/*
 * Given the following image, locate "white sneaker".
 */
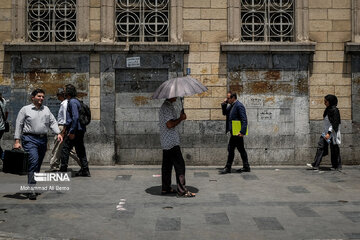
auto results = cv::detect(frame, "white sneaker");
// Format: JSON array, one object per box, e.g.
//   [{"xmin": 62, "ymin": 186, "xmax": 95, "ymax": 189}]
[{"xmin": 306, "ymin": 163, "xmax": 313, "ymax": 168}]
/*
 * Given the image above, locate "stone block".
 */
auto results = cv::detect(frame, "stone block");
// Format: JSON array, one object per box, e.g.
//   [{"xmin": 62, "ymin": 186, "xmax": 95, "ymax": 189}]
[
  {"xmin": 201, "ymin": 9, "xmax": 227, "ymax": 19},
  {"xmin": 90, "ymin": 54, "xmax": 100, "ymax": 62},
  {"xmin": 332, "ymin": 43, "xmax": 345, "ymax": 51},
  {"xmin": 91, "ymin": 108, "xmax": 100, "ymax": 120},
  {"xmin": 316, "ymin": 43, "xmax": 333, "ymax": 51},
  {"xmin": 310, "ymin": 96, "xmax": 324, "ymax": 108},
  {"xmin": 309, "ymin": 0, "xmax": 332, "ymax": 8},
  {"xmin": 189, "ymin": 63, "xmax": 212, "ymax": 75},
  {"xmin": 334, "ymin": 62, "xmax": 351, "ymax": 74},
  {"xmin": 183, "ymin": 20, "xmax": 210, "ymax": 31},
  {"xmin": 190, "ymin": 43, "xmax": 208, "ymax": 52},
  {"xmin": 184, "ymin": 0, "xmax": 211, "ymax": 8},
  {"xmin": 0, "ymin": 0, "xmax": 11, "ymax": 8},
  {"xmin": 332, "ymin": 0, "xmax": 351, "ymax": 8},
  {"xmin": 186, "ymin": 109, "xmax": 210, "ymax": 120},
  {"xmin": 90, "ymin": 61, "xmax": 100, "ymax": 74},
  {"xmin": 313, "ymin": 51, "xmax": 327, "ymax": 62},
  {"xmin": 326, "ymin": 74, "xmax": 351, "ymax": 85},
  {"xmin": 211, "ymin": 86, "xmax": 227, "ymax": 97},
  {"xmin": 200, "ymin": 52, "xmax": 221, "ymax": 63},
  {"xmin": 116, "ymin": 108, "xmax": 140, "ymax": 121},
  {"xmin": 90, "ymin": 8, "xmax": 100, "ymax": 20},
  {"xmin": 210, "ymin": 109, "xmax": 226, "ymax": 120},
  {"xmin": 0, "ymin": 20, "xmax": 11, "ymax": 32},
  {"xmin": 184, "ymin": 97, "xmax": 201, "ymax": 108},
  {"xmin": 210, "ymin": 20, "xmax": 227, "ymax": 31},
  {"xmin": 201, "ymin": 75, "xmax": 227, "ymax": 87},
  {"xmin": 123, "ymin": 121, "xmax": 159, "ymax": 134},
  {"xmin": 310, "ymin": 108, "xmax": 325, "ymax": 120},
  {"xmin": 310, "ymin": 74, "xmax": 327, "ymax": 85},
  {"xmin": 90, "ymin": 0, "xmax": 101, "ymax": 7},
  {"xmin": 199, "ymin": 148, "xmax": 227, "ymax": 165},
  {"xmin": 208, "ymin": 43, "xmax": 220, "ymax": 51},
  {"xmin": 309, "ymin": 20, "xmax": 332, "ymax": 32},
  {"xmin": 310, "ymin": 85, "xmax": 335, "ymax": 96},
  {"xmin": 335, "ymin": 85, "xmax": 351, "ymax": 96},
  {"xmin": 328, "ymin": 9, "xmax": 351, "ymax": 20},
  {"xmin": 183, "ymin": 9, "xmax": 201, "ymax": 19},
  {"xmin": 211, "ymin": 0, "xmax": 227, "ymax": 8},
  {"xmin": 201, "ymin": 31, "xmax": 227, "ymax": 43},
  {"xmin": 186, "ymin": 52, "xmax": 201, "ymax": 63},
  {"xmin": 183, "ymin": 31, "xmax": 201, "ymax": 42},
  {"xmin": 327, "ymin": 51, "xmax": 344, "ymax": 62},
  {"xmin": 182, "ymin": 148, "xmax": 200, "ymax": 164},
  {"xmin": 340, "ymin": 108, "xmax": 351, "ymax": 120},
  {"xmin": 312, "ymin": 62, "xmax": 334, "ymax": 74},
  {"xmin": 89, "ymin": 32, "xmax": 101, "ymax": 42},
  {"xmin": 90, "ymin": 77, "xmax": 100, "ymax": 86},
  {"xmin": 309, "ymin": 32, "xmax": 328, "ymax": 42},
  {"xmin": 0, "ymin": 32, "xmax": 11, "ymax": 41},
  {"xmin": 90, "ymin": 20, "xmax": 100, "ymax": 31},
  {"xmin": 90, "ymin": 85, "xmax": 100, "ymax": 97},
  {"xmin": 0, "ymin": 9, "xmax": 11, "ymax": 21},
  {"xmin": 309, "ymin": 9, "xmax": 328, "ymax": 20},
  {"xmin": 332, "ymin": 20, "xmax": 351, "ymax": 31},
  {"xmin": 183, "ymin": 121, "xmax": 201, "ymax": 134},
  {"xmin": 328, "ymin": 32, "xmax": 351, "ymax": 42},
  {"xmin": 90, "ymin": 97, "xmax": 100, "ymax": 108}
]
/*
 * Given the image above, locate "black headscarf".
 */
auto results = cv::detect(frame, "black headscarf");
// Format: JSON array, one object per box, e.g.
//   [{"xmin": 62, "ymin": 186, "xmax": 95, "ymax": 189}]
[{"xmin": 323, "ymin": 94, "xmax": 341, "ymax": 132}]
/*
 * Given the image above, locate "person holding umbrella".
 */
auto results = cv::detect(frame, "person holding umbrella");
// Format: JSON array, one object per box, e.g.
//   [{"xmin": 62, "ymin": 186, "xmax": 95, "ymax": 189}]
[{"xmin": 153, "ymin": 74, "xmax": 207, "ymax": 197}]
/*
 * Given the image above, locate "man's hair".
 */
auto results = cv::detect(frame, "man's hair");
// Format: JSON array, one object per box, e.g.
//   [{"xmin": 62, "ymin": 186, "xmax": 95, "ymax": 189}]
[
  {"xmin": 65, "ymin": 84, "xmax": 77, "ymax": 98},
  {"xmin": 31, "ymin": 89, "xmax": 45, "ymax": 97},
  {"xmin": 230, "ymin": 93, "xmax": 237, "ymax": 99},
  {"xmin": 56, "ymin": 88, "xmax": 65, "ymax": 97}
]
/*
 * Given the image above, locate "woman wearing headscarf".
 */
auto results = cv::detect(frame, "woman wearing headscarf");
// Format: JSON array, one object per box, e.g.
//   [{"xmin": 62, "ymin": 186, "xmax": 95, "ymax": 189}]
[{"xmin": 307, "ymin": 94, "xmax": 342, "ymax": 170}]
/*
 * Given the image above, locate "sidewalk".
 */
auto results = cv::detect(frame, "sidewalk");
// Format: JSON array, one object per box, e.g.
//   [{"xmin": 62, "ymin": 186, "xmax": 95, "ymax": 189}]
[{"xmin": 1, "ymin": 165, "xmax": 360, "ymax": 240}]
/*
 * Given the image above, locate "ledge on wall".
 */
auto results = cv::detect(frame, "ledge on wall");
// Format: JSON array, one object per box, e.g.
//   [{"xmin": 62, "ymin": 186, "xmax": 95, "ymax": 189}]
[
  {"xmin": 345, "ymin": 42, "xmax": 360, "ymax": 53},
  {"xmin": 221, "ymin": 42, "xmax": 316, "ymax": 53},
  {"xmin": 3, "ymin": 42, "xmax": 190, "ymax": 53}
]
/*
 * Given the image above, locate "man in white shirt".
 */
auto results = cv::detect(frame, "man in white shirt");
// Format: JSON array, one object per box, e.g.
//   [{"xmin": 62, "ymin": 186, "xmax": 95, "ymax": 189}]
[
  {"xmin": 49, "ymin": 88, "xmax": 80, "ymax": 170},
  {"xmin": 0, "ymin": 92, "xmax": 8, "ymax": 159}
]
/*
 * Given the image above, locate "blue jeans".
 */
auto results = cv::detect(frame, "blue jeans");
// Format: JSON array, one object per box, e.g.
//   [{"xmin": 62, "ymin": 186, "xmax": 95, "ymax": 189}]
[{"xmin": 21, "ymin": 135, "xmax": 47, "ymax": 184}]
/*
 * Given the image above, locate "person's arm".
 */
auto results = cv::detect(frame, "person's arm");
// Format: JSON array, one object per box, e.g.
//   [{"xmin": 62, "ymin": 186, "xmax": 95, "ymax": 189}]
[
  {"xmin": 14, "ymin": 107, "xmax": 25, "ymax": 149},
  {"xmin": 238, "ymin": 105, "xmax": 248, "ymax": 137},
  {"xmin": 166, "ymin": 112, "xmax": 186, "ymax": 129},
  {"xmin": 49, "ymin": 110, "xmax": 62, "ymax": 143},
  {"xmin": 221, "ymin": 100, "xmax": 228, "ymax": 116},
  {"xmin": 68, "ymin": 100, "xmax": 79, "ymax": 134}
]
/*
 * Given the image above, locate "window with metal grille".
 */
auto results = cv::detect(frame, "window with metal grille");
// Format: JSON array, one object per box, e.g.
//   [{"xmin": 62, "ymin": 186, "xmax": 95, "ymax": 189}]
[
  {"xmin": 27, "ymin": 0, "xmax": 77, "ymax": 42},
  {"xmin": 241, "ymin": 0, "xmax": 294, "ymax": 42},
  {"xmin": 115, "ymin": 0, "xmax": 169, "ymax": 42}
]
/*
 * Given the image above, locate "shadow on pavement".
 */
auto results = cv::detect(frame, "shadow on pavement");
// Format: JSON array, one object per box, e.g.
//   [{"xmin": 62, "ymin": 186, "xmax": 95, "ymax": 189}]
[
  {"xmin": 145, "ymin": 185, "xmax": 199, "ymax": 197},
  {"xmin": 3, "ymin": 192, "xmax": 28, "ymax": 200}
]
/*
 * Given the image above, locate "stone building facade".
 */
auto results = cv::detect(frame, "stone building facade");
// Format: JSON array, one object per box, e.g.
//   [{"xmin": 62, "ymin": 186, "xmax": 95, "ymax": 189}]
[{"xmin": 0, "ymin": 0, "xmax": 359, "ymax": 165}]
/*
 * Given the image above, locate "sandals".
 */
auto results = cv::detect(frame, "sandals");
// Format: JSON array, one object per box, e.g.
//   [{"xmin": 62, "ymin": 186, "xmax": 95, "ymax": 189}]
[
  {"xmin": 177, "ymin": 190, "xmax": 196, "ymax": 198},
  {"xmin": 161, "ymin": 188, "xmax": 176, "ymax": 195}
]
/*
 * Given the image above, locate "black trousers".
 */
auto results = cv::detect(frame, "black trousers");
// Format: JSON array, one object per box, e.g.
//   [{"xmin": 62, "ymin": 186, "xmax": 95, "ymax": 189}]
[
  {"xmin": 162, "ymin": 145, "xmax": 187, "ymax": 194},
  {"xmin": 226, "ymin": 135, "xmax": 250, "ymax": 169},
  {"xmin": 0, "ymin": 130, "xmax": 4, "ymax": 158},
  {"xmin": 60, "ymin": 131, "xmax": 89, "ymax": 169},
  {"xmin": 312, "ymin": 136, "xmax": 342, "ymax": 168}
]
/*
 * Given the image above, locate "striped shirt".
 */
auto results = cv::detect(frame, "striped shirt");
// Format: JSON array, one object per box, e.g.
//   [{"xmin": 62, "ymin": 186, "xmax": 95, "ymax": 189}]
[{"xmin": 159, "ymin": 100, "xmax": 180, "ymax": 150}]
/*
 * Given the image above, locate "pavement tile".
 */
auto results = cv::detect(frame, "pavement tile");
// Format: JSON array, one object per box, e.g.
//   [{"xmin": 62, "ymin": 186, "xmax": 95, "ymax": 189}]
[
  {"xmin": 155, "ymin": 217, "xmax": 181, "ymax": 231},
  {"xmin": 194, "ymin": 172, "xmax": 209, "ymax": 177},
  {"xmin": 339, "ymin": 211, "xmax": 360, "ymax": 223},
  {"xmin": 241, "ymin": 174, "xmax": 259, "ymax": 180},
  {"xmin": 205, "ymin": 212, "xmax": 230, "ymax": 225},
  {"xmin": 287, "ymin": 186, "xmax": 310, "ymax": 193},
  {"xmin": 253, "ymin": 217, "xmax": 285, "ymax": 230},
  {"xmin": 288, "ymin": 205, "xmax": 320, "ymax": 217},
  {"xmin": 115, "ymin": 175, "xmax": 132, "ymax": 181}
]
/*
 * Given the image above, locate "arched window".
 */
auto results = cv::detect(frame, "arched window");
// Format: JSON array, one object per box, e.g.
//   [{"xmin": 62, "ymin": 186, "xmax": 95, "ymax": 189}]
[
  {"xmin": 115, "ymin": 0, "xmax": 169, "ymax": 42},
  {"xmin": 27, "ymin": 0, "xmax": 77, "ymax": 42}
]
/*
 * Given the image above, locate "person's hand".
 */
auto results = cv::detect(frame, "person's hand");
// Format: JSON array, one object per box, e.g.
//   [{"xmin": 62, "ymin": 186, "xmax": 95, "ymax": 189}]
[
  {"xmin": 68, "ymin": 133, "xmax": 75, "ymax": 140},
  {"xmin": 223, "ymin": 98, "xmax": 228, "ymax": 103},
  {"xmin": 57, "ymin": 134, "xmax": 63, "ymax": 143},
  {"xmin": 180, "ymin": 112, "xmax": 187, "ymax": 121},
  {"xmin": 325, "ymin": 133, "xmax": 330, "ymax": 140},
  {"xmin": 14, "ymin": 140, "xmax": 22, "ymax": 149},
  {"xmin": 238, "ymin": 133, "xmax": 244, "ymax": 137}
]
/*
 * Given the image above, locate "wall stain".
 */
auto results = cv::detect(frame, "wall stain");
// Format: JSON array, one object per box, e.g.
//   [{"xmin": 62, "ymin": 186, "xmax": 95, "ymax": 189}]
[
  {"xmin": 132, "ymin": 96, "xmax": 150, "ymax": 106},
  {"xmin": 264, "ymin": 70, "xmax": 281, "ymax": 81},
  {"xmin": 264, "ymin": 96, "xmax": 275, "ymax": 104},
  {"xmin": 248, "ymin": 82, "xmax": 292, "ymax": 94}
]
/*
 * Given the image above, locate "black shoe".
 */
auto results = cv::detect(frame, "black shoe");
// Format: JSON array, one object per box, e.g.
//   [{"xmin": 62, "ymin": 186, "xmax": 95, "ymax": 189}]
[
  {"xmin": 28, "ymin": 192, "xmax": 37, "ymax": 200},
  {"xmin": 236, "ymin": 167, "xmax": 251, "ymax": 173},
  {"xmin": 75, "ymin": 168, "xmax": 91, "ymax": 177},
  {"xmin": 59, "ymin": 166, "xmax": 68, "ymax": 172},
  {"xmin": 219, "ymin": 168, "xmax": 231, "ymax": 174}
]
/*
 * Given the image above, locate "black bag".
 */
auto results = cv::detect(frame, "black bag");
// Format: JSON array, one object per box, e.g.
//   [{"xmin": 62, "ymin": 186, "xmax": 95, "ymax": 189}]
[
  {"xmin": 2, "ymin": 149, "xmax": 29, "ymax": 175},
  {"xmin": 77, "ymin": 99, "xmax": 91, "ymax": 126},
  {"xmin": 0, "ymin": 104, "xmax": 9, "ymax": 132}
]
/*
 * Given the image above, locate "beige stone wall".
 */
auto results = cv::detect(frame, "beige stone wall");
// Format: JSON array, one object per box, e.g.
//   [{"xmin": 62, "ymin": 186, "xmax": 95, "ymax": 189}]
[
  {"xmin": 309, "ymin": 0, "xmax": 352, "ymax": 120},
  {"xmin": 183, "ymin": 0, "xmax": 227, "ymax": 121},
  {"xmin": 0, "ymin": 0, "xmax": 11, "ymax": 86}
]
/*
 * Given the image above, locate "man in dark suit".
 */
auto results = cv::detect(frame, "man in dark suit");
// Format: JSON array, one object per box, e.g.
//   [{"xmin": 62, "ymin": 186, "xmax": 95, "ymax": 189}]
[{"xmin": 220, "ymin": 92, "xmax": 250, "ymax": 174}]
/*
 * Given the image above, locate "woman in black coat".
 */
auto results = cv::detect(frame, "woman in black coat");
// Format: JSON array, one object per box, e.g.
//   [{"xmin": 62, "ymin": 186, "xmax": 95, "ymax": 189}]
[{"xmin": 307, "ymin": 94, "xmax": 342, "ymax": 170}]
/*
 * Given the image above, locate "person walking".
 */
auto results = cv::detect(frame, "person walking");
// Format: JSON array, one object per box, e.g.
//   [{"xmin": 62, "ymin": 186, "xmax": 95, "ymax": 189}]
[
  {"xmin": 307, "ymin": 94, "xmax": 342, "ymax": 170},
  {"xmin": 0, "ymin": 92, "xmax": 8, "ymax": 159},
  {"xmin": 49, "ymin": 88, "xmax": 81, "ymax": 171},
  {"xmin": 159, "ymin": 97, "xmax": 195, "ymax": 197},
  {"xmin": 220, "ymin": 92, "xmax": 250, "ymax": 174},
  {"xmin": 59, "ymin": 84, "xmax": 90, "ymax": 177},
  {"xmin": 14, "ymin": 89, "xmax": 63, "ymax": 200}
]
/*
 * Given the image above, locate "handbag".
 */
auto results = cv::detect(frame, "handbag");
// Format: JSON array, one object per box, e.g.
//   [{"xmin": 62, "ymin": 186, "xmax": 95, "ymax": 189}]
[{"xmin": 0, "ymin": 104, "xmax": 9, "ymax": 132}]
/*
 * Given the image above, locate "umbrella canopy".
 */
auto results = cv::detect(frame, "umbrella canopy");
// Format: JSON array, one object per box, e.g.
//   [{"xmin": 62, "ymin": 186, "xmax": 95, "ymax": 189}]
[{"xmin": 151, "ymin": 75, "xmax": 208, "ymax": 99}]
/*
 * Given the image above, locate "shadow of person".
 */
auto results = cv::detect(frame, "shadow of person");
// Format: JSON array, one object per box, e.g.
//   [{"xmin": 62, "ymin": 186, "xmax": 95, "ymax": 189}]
[
  {"xmin": 145, "ymin": 185, "xmax": 199, "ymax": 197},
  {"xmin": 3, "ymin": 192, "xmax": 28, "ymax": 200}
]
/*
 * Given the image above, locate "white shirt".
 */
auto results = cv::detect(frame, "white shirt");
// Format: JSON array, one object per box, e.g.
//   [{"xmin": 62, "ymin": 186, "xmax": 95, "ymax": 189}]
[
  {"xmin": 0, "ymin": 98, "xmax": 7, "ymax": 131},
  {"xmin": 323, "ymin": 115, "xmax": 341, "ymax": 145},
  {"xmin": 57, "ymin": 99, "xmax": 68, "ymax": 125}
]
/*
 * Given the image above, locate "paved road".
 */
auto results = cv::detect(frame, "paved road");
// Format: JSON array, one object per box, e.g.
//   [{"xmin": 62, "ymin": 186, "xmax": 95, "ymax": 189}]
[{"xmin": 0, "ymin": 165, "xmax": 360, "ymax": 240}]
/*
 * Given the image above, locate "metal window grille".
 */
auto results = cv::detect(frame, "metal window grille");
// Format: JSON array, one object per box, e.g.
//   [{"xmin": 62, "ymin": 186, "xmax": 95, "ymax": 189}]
[
  {"xmin": 27, "ymin": 0, "xmax": 77, "ymax": 42},
  {"xmin": 241, "ymin": 0, "xmax": 294, "ymax": 42},
  {"xmin": 115, "ymin": 0, "xmax": 169, "ymax": 42}
]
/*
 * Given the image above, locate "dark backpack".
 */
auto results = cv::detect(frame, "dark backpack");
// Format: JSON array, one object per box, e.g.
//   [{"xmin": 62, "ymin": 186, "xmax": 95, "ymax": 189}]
[
  {"xmin": 68, "ymin": 98, "xmax": 91, "ymax": 126},
  {"xmin": 77, "ymin": 99, "xmax": 91, "ymax": 126}
]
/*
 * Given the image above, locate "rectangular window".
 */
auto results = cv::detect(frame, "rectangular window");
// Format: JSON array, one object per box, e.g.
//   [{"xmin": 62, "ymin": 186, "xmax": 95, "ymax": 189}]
[
  {"xmin": 115, "ymin": 0, "xmax": 169, "ymax": 42},
  {"xmin": 241, "ymin": 0, "xmax": 294, "ymax": 42},
  {"xmin": 27, "ymin": 0, "xmax": 77, "ymax": 42}
]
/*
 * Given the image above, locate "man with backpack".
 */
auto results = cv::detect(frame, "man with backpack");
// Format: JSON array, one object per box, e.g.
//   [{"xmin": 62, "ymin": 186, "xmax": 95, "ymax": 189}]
[{"xmin": 59, "ymin": 84, "xmax": 91, "ymax": 177}]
